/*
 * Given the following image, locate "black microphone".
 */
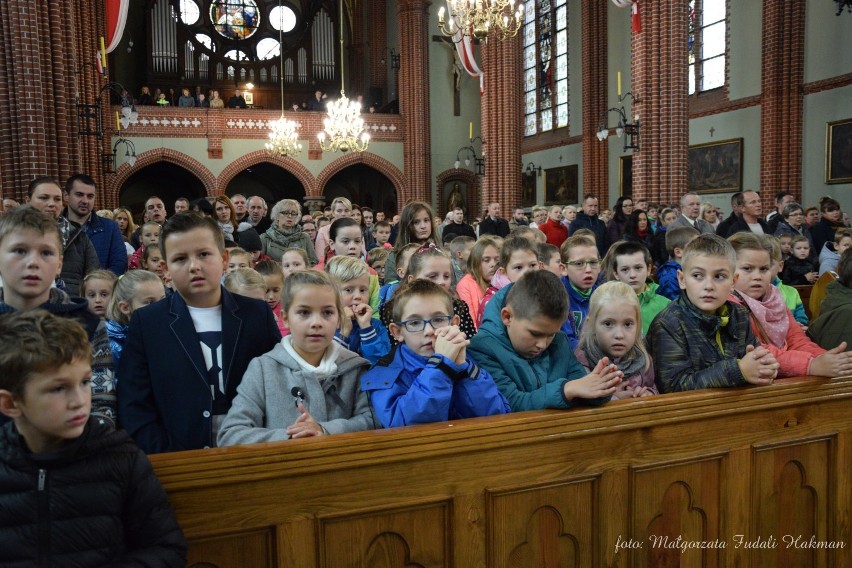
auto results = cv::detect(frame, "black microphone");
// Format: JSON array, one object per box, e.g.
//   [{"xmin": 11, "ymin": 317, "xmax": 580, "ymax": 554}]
[{"xmin": 291, "ymin": 386, "xmax": 305, "ymax": 407}]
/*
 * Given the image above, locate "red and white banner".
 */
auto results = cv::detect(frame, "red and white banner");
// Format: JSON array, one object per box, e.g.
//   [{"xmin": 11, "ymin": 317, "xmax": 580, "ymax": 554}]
[
  {"xmin": 448, "ymin": 1, "xmax": 484, "ymax": 94},
  {"xmin": 105, "ymin": 0, "xmax": 130, "ymax": 53}
]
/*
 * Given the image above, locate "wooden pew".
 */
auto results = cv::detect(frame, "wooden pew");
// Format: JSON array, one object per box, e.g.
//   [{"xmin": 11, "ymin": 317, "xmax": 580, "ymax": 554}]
[
  {"xmin": 795, "ymin": 284, "xmax": 813, "ymax": 319},
  {"xmin": 151, "ymin": 376, "xmax": 852, "ymax": 567}
]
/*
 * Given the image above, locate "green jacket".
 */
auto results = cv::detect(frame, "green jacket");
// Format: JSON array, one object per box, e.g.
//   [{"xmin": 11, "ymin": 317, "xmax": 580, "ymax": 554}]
[
  {"xmin": 467, "ymin": 284, "xmax": 609, "ymax": 412},
  {"xmin": 260, "ymin": 225, "xmax": 318, "ymax": 265},
  {"xmin": 808, "ymin": 280, "xmax": 852, "ymax": 349},
  {"xmin": 638, "ymin": 282, "xmax": 670, "ymax": 337}
]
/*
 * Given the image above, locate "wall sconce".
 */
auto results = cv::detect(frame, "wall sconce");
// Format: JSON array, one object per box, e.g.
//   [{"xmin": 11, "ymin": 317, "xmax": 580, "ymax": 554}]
[
  {"xmin": 103, "ymin": 137, "xmax": 137, "ymax": 174},
  {"xmin": 389, "ymin": 48, "xmax": 400, "ymax": 70},
  {"xmin": 596, "ymin": 91, "xmax": 640, "ymax": 152},
  {"xmin": 76, "ymin": 81, "xmax": 138, "ymax": 139},
  {"xmin": 524, "ymin": 162, "xmax": 542, "ymax": 177},
  {"xmin": 454, "ymin": 135, "xmax": 485, "ymax": 176}
]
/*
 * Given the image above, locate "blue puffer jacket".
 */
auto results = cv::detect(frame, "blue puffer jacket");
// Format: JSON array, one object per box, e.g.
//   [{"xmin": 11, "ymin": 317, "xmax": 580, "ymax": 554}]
[
  {"xmin": 361, "ymin": 344, "xmax": 510, "ymax": 428},
  {"xmin": 334, "ymin": 318, "xmax": 391, "ymax": 364},
  {"xmin": 468, "ymin": 284, "xmax": 609, "ymax": 412},
  {"xmin": 84, "ymin": 213, "xmax": 128, "ymax": 275},
  {"xmin": 560, "ymin": 277, "xmax": 596, "ymax": 349},
  {"xmin": 656, "ymin": 260, "xmax": 682, "ymax": 301}
]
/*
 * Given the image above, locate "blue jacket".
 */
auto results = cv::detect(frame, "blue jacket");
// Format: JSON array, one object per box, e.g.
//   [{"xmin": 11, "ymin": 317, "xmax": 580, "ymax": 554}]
[
  {"xmin": 568, "ymin": 211, "xmax": 609, "ymax": 257},
  {"xmin": 656, "ymin": 260, "xmax": 682, "ymax": 301},
  {"xmin": 334, "ymin": 318, "xmax": 391, "ymax": 364},
  {"xmin": 117, "ymin": 287, "xmax": 281, "ymax": 453},
  {"xmin": 560, "ymin": 276, "xmax": 596, "ymax": 349},
  {"xmin": 468, "ymin": 284, "xmax": 609, "ymax": 411},
  {"xmin": 361, "ymin": 344, "xmax": 510, "ymax": 428},
  {"xmin": 65, "ymin": 210, "xmax": 128, "ymax": 275}
]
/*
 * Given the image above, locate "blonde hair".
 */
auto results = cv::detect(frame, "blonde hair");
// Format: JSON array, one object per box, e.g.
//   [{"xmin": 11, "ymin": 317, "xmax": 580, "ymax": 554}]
[
  {"xmin": 578, "ymin": 281, "xmax": 650, "ymax": 372},
  {"xmin": 560, "ymin": 235, "xmax": 596, "ymax": 263},
  {"xmin": 326, "ymin": 255, "xmax": 370, "ymax": 282},
  {"xmin": 467, "ymin": 236, "xmax": 501, "ymax": 289},
  {"xmin": 82, "ymin": 269, "xmax": 118, "ymax": 295},
  {"xmin": 281, "ymin": 270, "xmax": 344, "ymax": 323},
  {"xmin": 224, "ymin": 267, "xmax": 266, "ymax": 295},
  {"xmin": 112, "ymin": 207, "xmax": 137, "ymax": 241},
  {"xmin": 106, "ymin": 270, "xmax": 163, "ymax": 324}
]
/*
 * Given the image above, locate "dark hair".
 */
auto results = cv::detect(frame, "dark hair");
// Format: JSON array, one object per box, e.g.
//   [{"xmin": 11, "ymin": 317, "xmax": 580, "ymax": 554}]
[
  {"xmin": 820, "ymin": 196, "xmax": 841, "ymax": 214},
  {"xmin": 160, "ymin": 212, "xmax": 225, "ymax": 258},
  {"xmin": 141, "ymin": 244, "xmax": 162, "ymax": 266},
  {"xmin": 254, "ymin": 259, "xmax": 283, "ymax": 277},
  {"xmin": 612, "ymin": 196, "xmax": 632, "ymax": 224},
  {"xmin": 505, "ymin": 270, "xmax": 568, "ymax": 322},
  {"xmin": 838, "ymin": 248, "xmax": 852, "ymax": 288},
  {"xmin": 0, "ymin": 311, "xmax": 91, "ymax": 396},
  {"xmin": 537, "ymin": 242, "xmax": 561, "ymax": 264},
  {"xmin": 394, "ymin": 200, "xmax": 434, "ymax": 248},
  {"xmin": 665, "ymin": 226, "xmax": 700, "ymax": 257},
  {"xmin": 374, "ymin": 220, "xmax": 391, "ymax": 230},
  {"xmin": 624, "ymin": 210, "xmax": 649, "ymax": 239},
  {"xmin": 189, "ymin": 197, "xmax": 215, "ymax": 217},
  {"xmin": 64, "ymin": 173, "xmax": 97, "ymax": 193},
  {"xmin": 607, "ymin": 240, "xmax": 651, "ymax": 272},
  {"xmin": 390, "ymin": 278, "xmax": 454, "ymax": 323},
  {"xmin": 729, "ymin": 192, "xmax": 744, "ymax": 208},
  {"xmin": 329, "ymin": 217, "xmax": 360, "ymax": 242},
  {"xmin": 499, "ymin": 235, "xmax": 538, "ymax": 268},
  {"xmin": 775, "ymin": 191, "xmax": 793, "ymax": 204},
  {"xmin": 27, "ymin": 176, "xmax": 61, "ymax": 198}
]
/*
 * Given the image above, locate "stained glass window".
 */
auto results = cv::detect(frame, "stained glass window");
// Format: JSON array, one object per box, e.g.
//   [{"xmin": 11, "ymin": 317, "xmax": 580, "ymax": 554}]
[
  {"xmin": 688, "ymin": 0, "xmax": 726, "ymax": 95},
  {"xmin": 523, "ymin": 0, "xmax": 569, "ymax": 136},
  {"xmin": 210, "ymin": 0, "xmax": 261, "ymax": 40}
]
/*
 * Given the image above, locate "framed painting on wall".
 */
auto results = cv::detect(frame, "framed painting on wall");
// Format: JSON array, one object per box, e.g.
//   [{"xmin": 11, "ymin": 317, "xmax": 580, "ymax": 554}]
[
  {"xmin": 826, "ymin": 118, "xmax": 852, "ymax": 184},
  {"xmin": 244, "ymin": 92, "xmax": 254, "ymax": 106},
  {"xmin": 544, "ymin": 165, "xmax": 578, "ymax": 205},
  {"xmin": 521, "ymin": 172, "xmax": 537, "ymax": 207},
  {"xmin": 687, "ymin": 138, "xmax": 743, "ymax": 194},
  {"xmin": 620, "ymin": 155, "xmax": 632, "ymax": 197}
]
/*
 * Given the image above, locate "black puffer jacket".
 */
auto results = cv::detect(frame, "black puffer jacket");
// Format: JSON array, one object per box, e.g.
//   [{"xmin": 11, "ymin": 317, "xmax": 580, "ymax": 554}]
[{"xmin": 0, "ymin": 418, "xmax": 186, "ymax": 567}]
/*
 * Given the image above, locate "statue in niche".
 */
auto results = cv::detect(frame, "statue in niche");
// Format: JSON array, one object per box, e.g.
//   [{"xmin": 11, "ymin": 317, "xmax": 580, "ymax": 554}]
[{"xmin": 446, "ymin": 182, "xmax": 465, "ymax": 215}]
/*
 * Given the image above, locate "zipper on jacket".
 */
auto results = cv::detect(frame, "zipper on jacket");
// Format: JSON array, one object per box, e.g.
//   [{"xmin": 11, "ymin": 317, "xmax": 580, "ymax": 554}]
[{"xmin": 37, "ymin": 469, "xmax": 50, "ymax": 567}]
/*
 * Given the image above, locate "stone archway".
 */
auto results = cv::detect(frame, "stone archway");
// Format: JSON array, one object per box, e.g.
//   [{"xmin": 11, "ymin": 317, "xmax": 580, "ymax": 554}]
[
  {"xmin": 316, "ymin": 153, "xmax": 405, "ymax": 202},
  {"xmin": 217, "ymin": 151, "xmax": 316, "ymax": 196},
  {"xmin": 109, "ymin": 148, "xmax": 216, "ymax": 210}
]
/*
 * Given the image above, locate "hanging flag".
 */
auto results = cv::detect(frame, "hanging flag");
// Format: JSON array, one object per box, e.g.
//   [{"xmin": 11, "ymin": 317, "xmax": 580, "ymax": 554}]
[
  {"xmin": 632, "ymin": 1, "xmax": 641, "ymax": 34},
  {"xmin": 105, "ymin": 0, "xmax": 130, "ymax": 53},
  {"xmin": 448, "ymin": 0, "xmax": 485, "ymax": 94},
  {"xmin": 95, "ymin": 50, "xmax": 104, "ymax": 74}
]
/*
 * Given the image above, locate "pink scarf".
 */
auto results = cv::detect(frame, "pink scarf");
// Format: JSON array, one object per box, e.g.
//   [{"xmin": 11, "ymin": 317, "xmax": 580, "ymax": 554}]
[{"xmin": 736, "ymin": 287, "xmax": 789, "ymax": 348}]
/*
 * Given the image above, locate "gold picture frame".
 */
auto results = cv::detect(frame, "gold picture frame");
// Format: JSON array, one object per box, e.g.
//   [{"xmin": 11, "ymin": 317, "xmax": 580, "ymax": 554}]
[{"xmin": 687, "ymin": 138, "xmax": 743, "ymax": 194}]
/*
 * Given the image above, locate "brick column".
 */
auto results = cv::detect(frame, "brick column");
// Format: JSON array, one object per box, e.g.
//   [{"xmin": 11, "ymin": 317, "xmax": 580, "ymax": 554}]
[
  {"xmin": 631, "ymin": 1, "xmax": 688, "ymax": 206},
  {"xmin": 397, "ymin": 0, "xmax": 431, "ymax": 204},
  {"xmin": 480, "ymin": 34, "xmax": 523, "ymax": 213},
  {"xmin": 581, "ymin": 1, "xmax": 609, "ymax": 206},
  {"xmin": 0, "ymin": 0, "xmax": 101, "ymax": 200},
  {"xmin": 368, "ymin": 0, "xmax": 388, "ymax": 103},
  {"xmin": 760, "ymin": 2, "xmax": 806, "ymax": 208}
]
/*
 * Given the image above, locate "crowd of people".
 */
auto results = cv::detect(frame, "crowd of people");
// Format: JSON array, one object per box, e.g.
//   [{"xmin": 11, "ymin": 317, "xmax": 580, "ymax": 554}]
[{"xmin": 1, "ymin": 180, "xmax": 852, "ymax": 564}]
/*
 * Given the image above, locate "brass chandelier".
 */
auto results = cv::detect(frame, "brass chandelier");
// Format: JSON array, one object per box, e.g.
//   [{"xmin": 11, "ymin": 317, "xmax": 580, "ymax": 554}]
[
  {"xmin": 318, "ymin": 0, "xmax": 369, "ymax": 153},
  {"xmin": 266, "ymin": 0, "xmax": 302, "ymax": 157},
  {"xmin": 437, "ymin": 0, "xmax": 524, "ymax": 42}
]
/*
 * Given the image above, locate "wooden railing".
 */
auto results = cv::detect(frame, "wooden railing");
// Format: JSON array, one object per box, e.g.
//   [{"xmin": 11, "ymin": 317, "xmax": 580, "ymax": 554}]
[{"xmin": 151, "ymin": 375, "xmax": 852, "ymax": 567}]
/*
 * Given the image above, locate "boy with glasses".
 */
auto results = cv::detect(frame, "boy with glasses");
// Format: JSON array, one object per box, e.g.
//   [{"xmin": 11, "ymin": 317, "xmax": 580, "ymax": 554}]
[
  {"xmin": 361, "ymin": 279, "xmax": 509, "ymax": 427},
  {"xmin": 559, "ymin": 235, "xmax": 603, "ymax": 348}
]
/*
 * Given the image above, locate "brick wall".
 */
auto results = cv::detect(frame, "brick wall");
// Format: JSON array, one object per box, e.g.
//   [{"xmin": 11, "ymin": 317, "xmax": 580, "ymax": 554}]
[
  {"xmin": 760, "ymin": 1, "xmax": 806, "ymax": 209},
  {"xmin": 631, "ymin": 0, "xmax": 689, "ymax": 205},
  {"xmin": 581, "ymin": 0, "xmax": 609, "ymax": 207}
]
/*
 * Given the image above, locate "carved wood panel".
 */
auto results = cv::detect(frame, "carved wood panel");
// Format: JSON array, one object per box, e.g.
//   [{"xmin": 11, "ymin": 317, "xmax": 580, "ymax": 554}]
[
  {"xmin": 632, "ymin": 456, "xmax": 723, "ymax": 568},
  {"xmin": 752, "ymin": 436, "xmax": 833, "ymax": 568},
  {"xmin": 186, "ymin": 528, "xmax": 274, "ymax": 568},
  {"xmin": 487, "ymin": 477, "xmax": 596, "ymax": 568},
  {"xmin": 318, "ymin": 501, "xmax": 450, "ymax": 568}
]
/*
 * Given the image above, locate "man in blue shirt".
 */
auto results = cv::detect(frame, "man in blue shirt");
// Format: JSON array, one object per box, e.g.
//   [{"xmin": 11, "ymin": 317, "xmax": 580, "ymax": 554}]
[{"xmin": 63, "ymin": 174, "xmax": 127, "ymax": 275}]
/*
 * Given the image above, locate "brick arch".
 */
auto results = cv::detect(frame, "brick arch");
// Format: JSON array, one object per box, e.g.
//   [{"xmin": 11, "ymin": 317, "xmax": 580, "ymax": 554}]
[
  {"xmin": 435, "ymin": 168, "xmax": 480, "ymax": 218},
  {"xmin": 315, "ymin": 152, "xmax": 405, "ymax": 199},
  {"xmin": 110, "ymin": 148, "xmax": 216, "ymax": 198},
  {"xmin": 216, "ymin": 151, "xmax": 316, "ymax": 196}
]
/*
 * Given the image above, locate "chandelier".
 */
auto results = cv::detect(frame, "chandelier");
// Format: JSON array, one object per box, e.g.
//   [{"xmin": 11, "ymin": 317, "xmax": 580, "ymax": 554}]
[
  {"xmin": 437, "ymin": 0, "xmax": 525, "ymax": 42},
  {"xmin": 266, "ymin": 0, "xmax": 302, "ymax": 157},
  {"xmin": 318, "ymin": 0, "xmax": 369, "ymax": 152}
]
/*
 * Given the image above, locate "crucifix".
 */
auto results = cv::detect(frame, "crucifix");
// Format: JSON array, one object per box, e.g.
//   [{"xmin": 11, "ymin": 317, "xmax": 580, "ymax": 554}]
[
  {"xmin": 709, "ymin": 127, "xmax": 715, "ymax": 137},
  {"xmin": 432, "ymin": 35, "xmax": 470, "ymax": 116}
]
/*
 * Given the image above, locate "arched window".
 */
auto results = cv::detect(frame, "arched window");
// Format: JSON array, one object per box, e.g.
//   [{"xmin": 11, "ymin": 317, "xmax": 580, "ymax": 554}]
[
  {"xmin": 688, "ymin": 0, "xmax": 726, "ymax": 95},
  {"xmin": 523, "ymin": 0, "xmax": 569, "ymax": 137}
]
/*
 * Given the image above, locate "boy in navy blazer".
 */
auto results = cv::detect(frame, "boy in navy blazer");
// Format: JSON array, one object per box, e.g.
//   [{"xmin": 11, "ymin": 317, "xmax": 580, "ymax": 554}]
[{"xmin": 118, "ymin": 213, "xmax": 280, "ymax": 453}]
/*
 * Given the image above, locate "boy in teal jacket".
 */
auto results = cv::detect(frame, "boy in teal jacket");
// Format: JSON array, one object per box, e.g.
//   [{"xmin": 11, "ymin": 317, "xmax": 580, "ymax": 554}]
[{"xmin": 468, "ymin": 271, "xmax": 621, "ymax": 412}]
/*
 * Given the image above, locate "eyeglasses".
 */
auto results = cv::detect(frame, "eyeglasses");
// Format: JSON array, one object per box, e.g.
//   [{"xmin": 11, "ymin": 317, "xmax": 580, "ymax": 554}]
[
  {"xmin": 565, "ymin": 259, "xmax": 601, "ymax": 269},
  {"xmin": 396, "ymin": 315, "xmax": 453, "ymax": 333},
  {"xmin": 279, "ymin": 211, "xmax": 300, "ymax": 217}
]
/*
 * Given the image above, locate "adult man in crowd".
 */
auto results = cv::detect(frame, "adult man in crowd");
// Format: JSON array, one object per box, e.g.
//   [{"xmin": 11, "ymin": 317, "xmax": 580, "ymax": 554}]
[
  {"xmin": 308, "ymin": 90, "xmax": 325, "ymax": 110},
  {"xmin": 539, "ymin": 205, "xmax": 569, "ymax": 247},
  {"xmin": 668, "ymin": 192, "xmax": 715, "ymax": 234},
  {"xmin": 441, "ymin": 206, "xmax": 477, "ymax": 244},
  {"xmin": 231, "ymin": 194, "xmax": 248, "ymax": 222},
  {"xmin": 25, "ymin": 177, "xmax": 100, "ymax": 296},
  {"xmin": 728, "ymin": 190, "xmax": 769, "ymax": 235},
  {"xmin": 63, "ymin": 174, "xmax": 127, "ymax": 276},
  {"xmin": 766, "ymin": 191, "xmax": 794, "ymax": 234},
  {"xmin": 247, "ymin": 196, "xmax": 271, "ymax": 234},
  {"xmin": 2, "ymin": 198, "xmax": 19, "ymax": 211},
  {"xmin": 569, "ymin": 194, "xmax": 609, "ymax": 257},
  {"xmin": 715, "ymin": 192, "xmax": 744, "ymax": 238},
  {"xmin": 131, "ymin": 196, "xmax": 167, "ymax": 248},
  {"xmin": 529, "ymin": 206, "xmax": 547, "ymax": 229},
  {"xmin": 509, "ymin": 206, "xmax": 529, "ymax": 232},
  {"xmin": 479, "ymin": 202, "xmax": 510, "ymax": 237},
  {"xmin": 174, "ymin": 197, "xmax": 190, "ymax": 214},
  {"xmin": 227, "ymin": 90, "xmax": 247, "ymax": 109}
]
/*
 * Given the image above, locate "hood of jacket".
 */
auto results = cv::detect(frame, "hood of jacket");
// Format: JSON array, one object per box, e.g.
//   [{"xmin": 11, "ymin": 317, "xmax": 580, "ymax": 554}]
[
  {"xmin": 819, "ymin": 242, "xmax": 840, "ymax": 264},
  {"xmin": 819, "ymin": 280, "xmax": 852, "ymax": 314}
]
